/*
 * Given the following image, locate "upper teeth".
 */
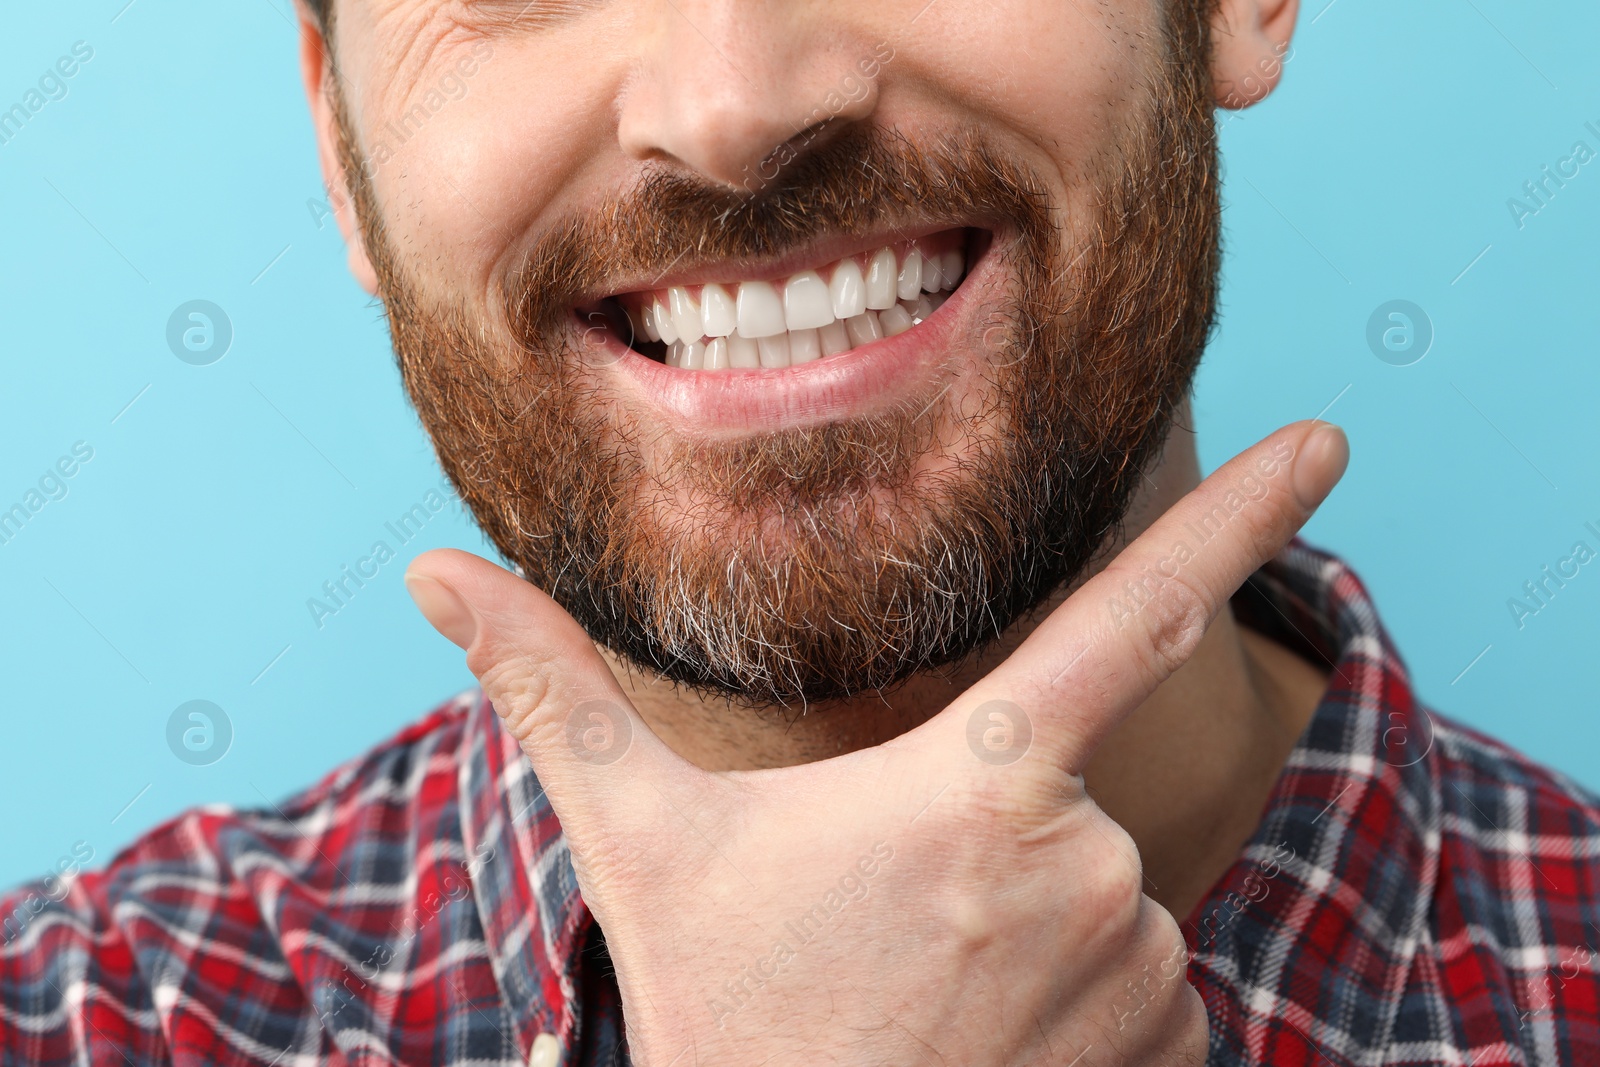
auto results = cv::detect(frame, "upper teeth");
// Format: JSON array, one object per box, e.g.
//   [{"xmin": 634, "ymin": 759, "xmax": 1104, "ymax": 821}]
[{"xmin": 627, "ymin": 243, "xmax": 966, "ymax": 371}]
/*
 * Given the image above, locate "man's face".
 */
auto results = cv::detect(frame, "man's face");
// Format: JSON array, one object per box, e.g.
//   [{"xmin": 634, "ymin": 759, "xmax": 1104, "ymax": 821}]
[{"xmin": 315, "ymin": 0, "xmax": 1220, "ymax": 705}]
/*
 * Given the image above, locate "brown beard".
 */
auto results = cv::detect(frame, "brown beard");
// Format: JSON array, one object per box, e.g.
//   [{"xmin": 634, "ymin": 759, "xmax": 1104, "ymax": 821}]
[{"xmin": 332, "ymin": 26, "xmax": 1219, "ymax": 708}]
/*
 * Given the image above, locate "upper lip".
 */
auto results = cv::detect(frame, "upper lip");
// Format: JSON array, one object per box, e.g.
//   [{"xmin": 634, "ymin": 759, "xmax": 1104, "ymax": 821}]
[{"xmin": 579, "ymin": 222, "xmax": 988, "ymax": 305}]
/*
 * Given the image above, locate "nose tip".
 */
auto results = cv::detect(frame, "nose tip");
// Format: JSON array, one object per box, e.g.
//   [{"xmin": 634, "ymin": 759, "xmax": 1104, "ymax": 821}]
[
  {"xmin": 616, "ymin": 9, "xmax": 883, "ymax": 191},
  {"xmin": 628, "ymin": 92, "xmax": 821, "ymax": 190}
]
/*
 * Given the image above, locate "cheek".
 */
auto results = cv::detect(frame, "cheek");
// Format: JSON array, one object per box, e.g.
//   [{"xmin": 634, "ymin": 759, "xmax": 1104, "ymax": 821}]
[
  {"xmin": 893, "ymin": 0, "xmax": 1162, "ymax": 156},
  {"xmin": 879, "ymin": 0, "xmax": 1165, "ymax": 244},
  {"xmin": 366, "ymin": 34, "xmax": 630, "ymax": 303}
]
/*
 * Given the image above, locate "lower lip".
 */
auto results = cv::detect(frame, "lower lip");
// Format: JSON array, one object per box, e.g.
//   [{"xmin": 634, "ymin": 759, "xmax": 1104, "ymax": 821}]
[{"xmin": 599, "ymin": 241, "xmax": 996, "ymax": 435}]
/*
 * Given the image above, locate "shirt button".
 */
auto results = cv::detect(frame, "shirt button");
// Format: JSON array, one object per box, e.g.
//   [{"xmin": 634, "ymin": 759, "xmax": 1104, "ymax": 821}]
[{"xmin": 528, "ymin": 1033, "xmax": 561, "ymax": 1067}]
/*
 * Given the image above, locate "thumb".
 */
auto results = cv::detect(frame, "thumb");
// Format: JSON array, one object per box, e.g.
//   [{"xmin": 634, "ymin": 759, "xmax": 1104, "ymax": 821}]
[{"xmin": 403, "ymin": 548, "xmax": 683, "ymax": 828}]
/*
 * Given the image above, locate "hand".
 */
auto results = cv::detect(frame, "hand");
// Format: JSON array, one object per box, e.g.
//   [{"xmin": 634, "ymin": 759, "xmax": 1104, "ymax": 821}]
[{"xmin": 404, "ymin": 420, "xmax": 1348, "ymax": 1066}]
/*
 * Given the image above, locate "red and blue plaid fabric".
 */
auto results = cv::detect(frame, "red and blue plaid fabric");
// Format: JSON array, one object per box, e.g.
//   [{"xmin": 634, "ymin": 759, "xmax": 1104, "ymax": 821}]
[{"xmin": 4, "ymin": 540, "xmax": 1599, "ymax": 1065}]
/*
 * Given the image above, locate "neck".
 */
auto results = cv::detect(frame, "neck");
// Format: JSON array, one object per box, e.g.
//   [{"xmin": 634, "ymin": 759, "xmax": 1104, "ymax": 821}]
[{"xmin": 604, "ymin": 418, "xmax": 1328, "ymax": 921}]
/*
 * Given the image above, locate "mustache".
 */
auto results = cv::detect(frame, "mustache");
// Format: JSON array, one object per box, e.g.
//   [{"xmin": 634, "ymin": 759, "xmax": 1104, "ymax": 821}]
[{"xmin": 503, "ymin": 127, "xmax": 1054, "ymax": 344}]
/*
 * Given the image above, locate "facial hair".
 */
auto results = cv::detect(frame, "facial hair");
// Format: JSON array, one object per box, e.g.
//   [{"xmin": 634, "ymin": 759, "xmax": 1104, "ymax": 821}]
[{"xmin": 331, "ymin": 30, "xmax": 1219, "ymax": 708}]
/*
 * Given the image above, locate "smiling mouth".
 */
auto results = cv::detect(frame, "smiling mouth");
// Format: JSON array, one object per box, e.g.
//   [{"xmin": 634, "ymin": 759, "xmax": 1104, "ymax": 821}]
[{"xmin": 581, "ymin": 228, "xmax": 978, "ymax": 371}]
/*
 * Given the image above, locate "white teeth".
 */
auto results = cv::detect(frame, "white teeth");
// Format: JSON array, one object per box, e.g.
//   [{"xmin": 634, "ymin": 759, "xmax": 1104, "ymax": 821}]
[
  {"xmin": 701, "ymin": 283, "xmax": 737, "ymax": 338},
  {"xmin": 784, "ymin": 270, "xmax": 834, "ymax": 331},
  {"xmin": 846, "ymin": 311, "xmax": 883, "ymax": 346},
  {"xmin": 670, "ymin": 287, "xmax": 704, "ymax": 344},
  {"xmin": 758, "ymin": 332, "xmax": 791, "ymax": 369},
  {"xmin": 865, "ymin": 248, "xmax": 897, "ymax": 310},
  {"xmin": 941, "ymin": 250, "xmax": 963, "ymax": 292},
  {"xmin": 643, "ymin": 240, "xmax": 969, "ymax": 370},
  {"xmin": 896, "ymin": 250, "xmax": 923, "ymax": 302},
  {"xmin": 789, "ymin": 327, "xmax": 822, "ymax": 364},
  {"xmin": 728, "ymin": 332, "xmax": 761, "ymax": 368},
  {"xmin": 880, "ymin": 303, "xmax": 914, "ymax": 337},
  {"xmin": 736, "ymin": 280, "xmax": 787, "ymax": 338},
  {"xmin": 703, "ymin": 336, "xmax": 730, "ymax": 370},
  {"xmin": 819, "ymin": 319, "xmax": 851, "ymax": 357},
  {"xmin": 829, "ymin": 259, "xmax": 867, "ymax": 319},
  {"xmin": 654, "ymin": 298, "xmax": 679, "ymax": 345}
]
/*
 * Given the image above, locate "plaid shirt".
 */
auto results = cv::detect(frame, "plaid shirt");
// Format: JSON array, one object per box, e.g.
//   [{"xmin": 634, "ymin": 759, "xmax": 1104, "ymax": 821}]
[{"xmin": 4, "ymin": 540, "xmax": 1600, "ymax": 1065}]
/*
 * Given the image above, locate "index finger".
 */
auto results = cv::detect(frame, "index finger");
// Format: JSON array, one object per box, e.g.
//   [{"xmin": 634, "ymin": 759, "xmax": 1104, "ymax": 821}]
[{"xmin": 947, "ymin": 420, "xmax": 1348, "ymax": 773}]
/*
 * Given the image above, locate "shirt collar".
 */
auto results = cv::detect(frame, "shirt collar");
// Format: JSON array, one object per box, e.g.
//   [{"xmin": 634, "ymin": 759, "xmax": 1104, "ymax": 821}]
[
  {"xmin": 459, "ymin": 686, "xmax": 595, "ymax": 1063},
  {"xmin": 1190, "ymin": 538, "xmax": 1444, "ymax": 1050}
]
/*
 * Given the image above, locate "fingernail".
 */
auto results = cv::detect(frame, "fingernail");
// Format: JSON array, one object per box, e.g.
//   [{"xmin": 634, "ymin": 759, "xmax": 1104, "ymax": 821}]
[
  {"xmin": 404, "ymin": 572, "xmax": 478, "ymax": 649},
  {"xmin": 1292, "ymin": 423, "xmax": 1350, "ymax": 510}
]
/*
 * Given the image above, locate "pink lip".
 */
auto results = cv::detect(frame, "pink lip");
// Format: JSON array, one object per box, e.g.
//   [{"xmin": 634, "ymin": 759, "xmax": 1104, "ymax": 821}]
[{"xmin": 595, "ymin": 236, "xmax": 1000, "ymax": 435}]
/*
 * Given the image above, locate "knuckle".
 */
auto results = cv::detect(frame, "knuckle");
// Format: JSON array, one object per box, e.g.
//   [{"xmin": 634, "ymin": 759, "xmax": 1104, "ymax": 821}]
[
  {"xmin": 1107, "ymin": 910, "xmax": 1203, "ymax": 1058},
  {"xmin": 1129, "ymin": 574, "xmax": 1211, "ymax": 684},
  {"xmin": 477, "ymin": 655, "xmax": 557, "ymax": 745},
  {"xmin": 1138, "ymin": 904, "xmax": 1191, "ymax": 971},
  {"xmin": 1078, "ymin": 819, "xmax": 1146, "ymax": 921}
]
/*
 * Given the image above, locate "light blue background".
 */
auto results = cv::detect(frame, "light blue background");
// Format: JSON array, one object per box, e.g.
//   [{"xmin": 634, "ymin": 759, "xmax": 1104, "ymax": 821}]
[{"xmin": 1, "ymin": 0, "xmax": 1596, "ymax": 888}]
